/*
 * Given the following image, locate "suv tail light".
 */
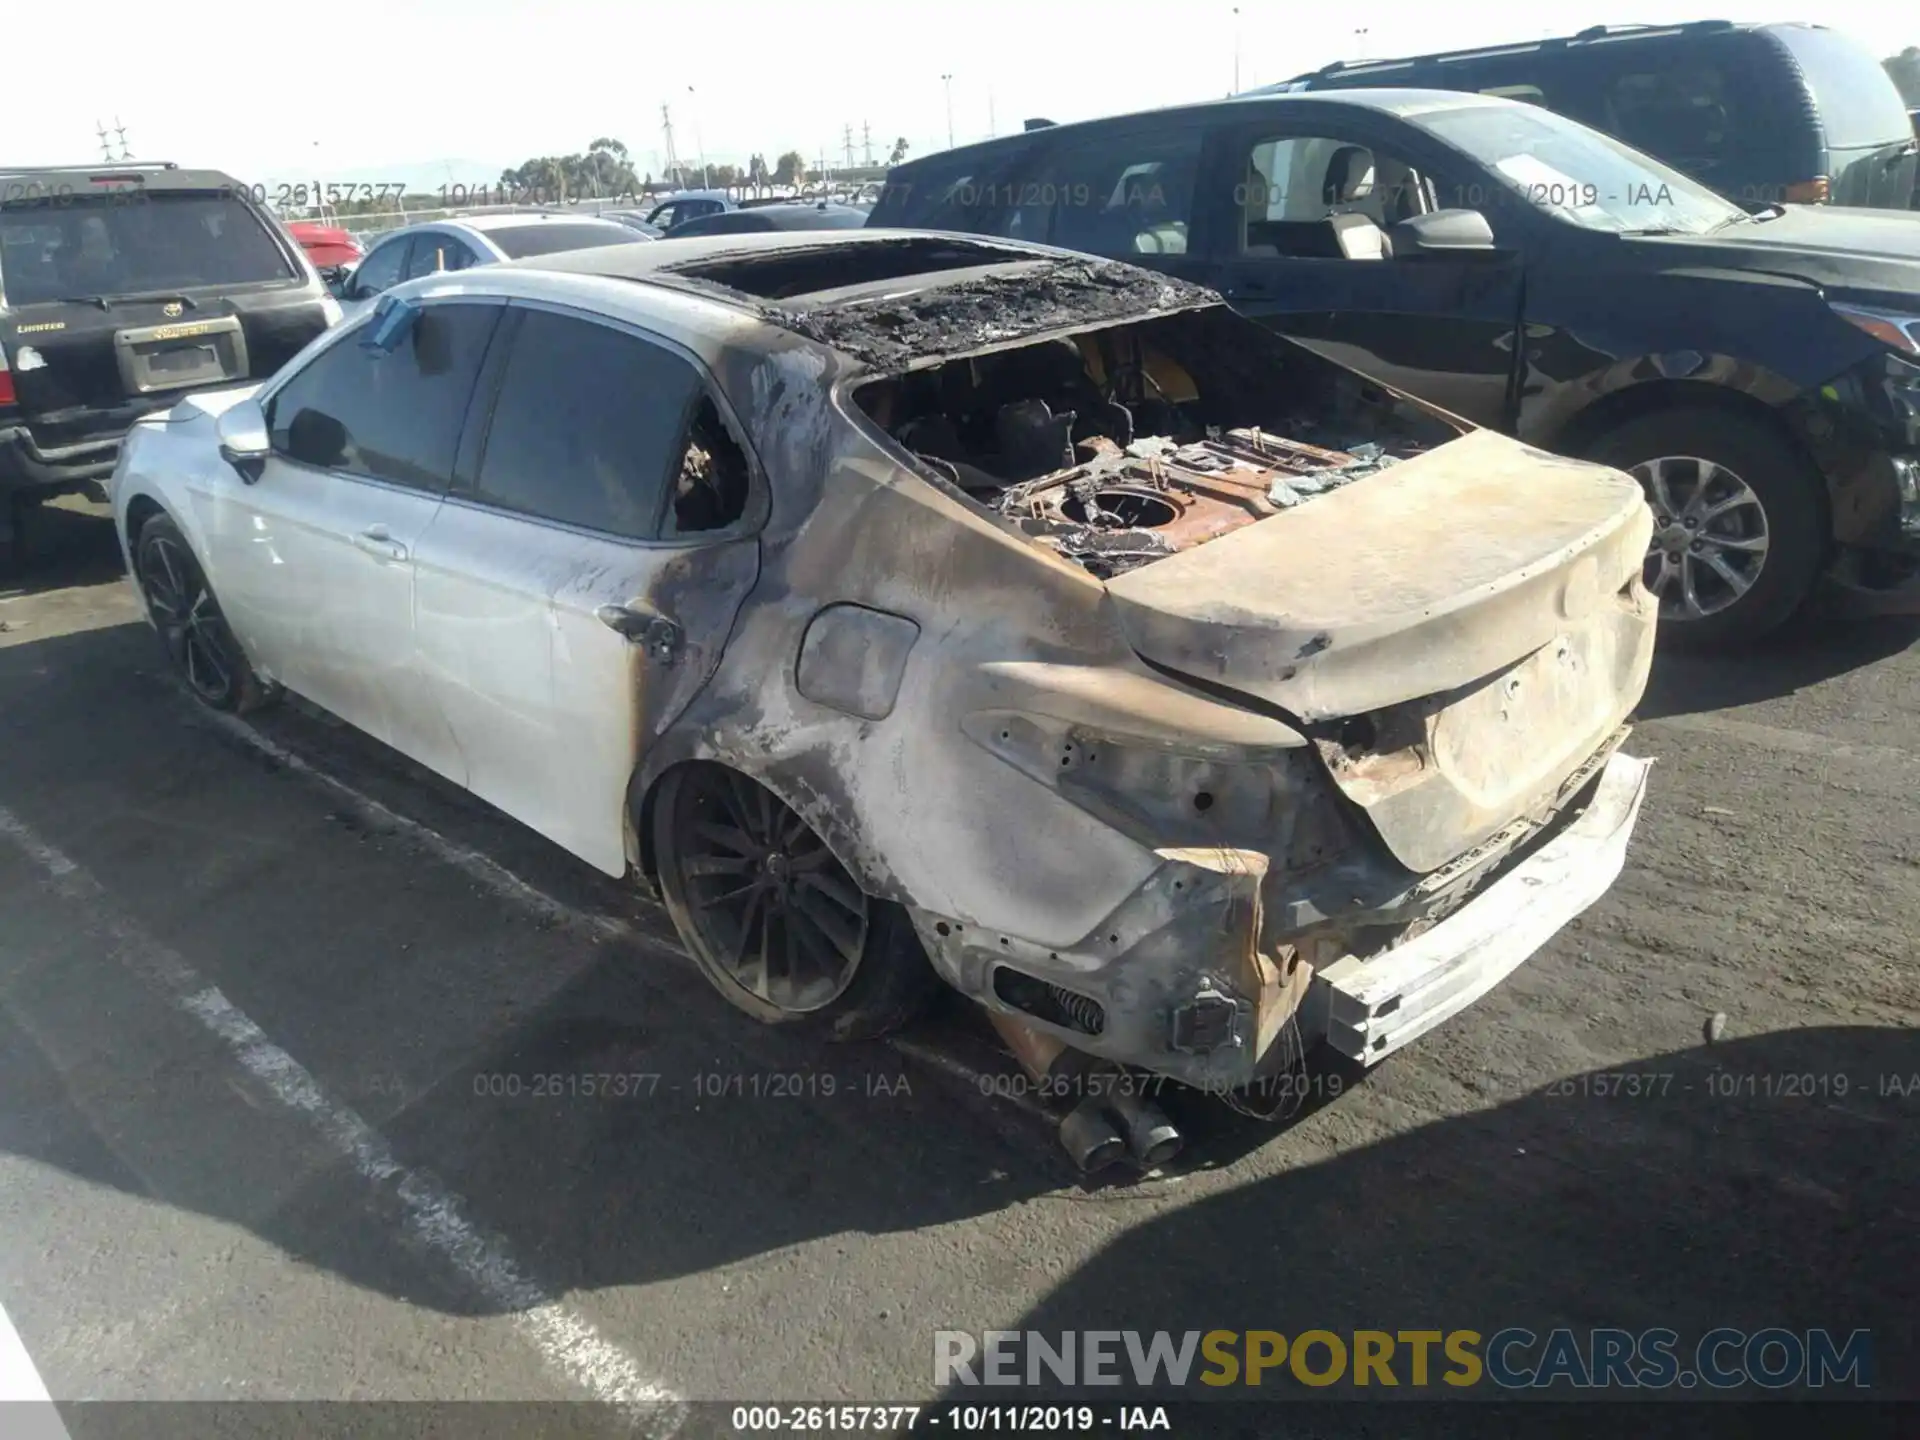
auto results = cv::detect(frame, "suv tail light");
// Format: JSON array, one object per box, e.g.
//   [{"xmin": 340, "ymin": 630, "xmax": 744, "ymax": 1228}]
[
  {"xmin": 0, "ymin": 350, "xmax": 15, "ymax": 409},
  {"xmin": 1783, "ymin": 177, "xmax": 1831, "ymax": 204}
]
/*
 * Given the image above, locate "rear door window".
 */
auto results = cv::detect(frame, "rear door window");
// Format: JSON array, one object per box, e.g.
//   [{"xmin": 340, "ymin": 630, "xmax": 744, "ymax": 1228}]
[
  {"xmin": 870, "ymin": 146, "xmax": 1030, "ymax": 232},
  {"xmin": 1026, "ymin": 128, "xmax": 1206, "ymax": 257},
  {"xmin": 0, "ymin": 192, "xmax": 294, "ymax": 307},
  {"xmin": 473, "ymin": 307, "xmax": 703, "ymax": 539},
  {"xmin": 265, "ymin": 301, "xmax": 500, "ymax": 490}
]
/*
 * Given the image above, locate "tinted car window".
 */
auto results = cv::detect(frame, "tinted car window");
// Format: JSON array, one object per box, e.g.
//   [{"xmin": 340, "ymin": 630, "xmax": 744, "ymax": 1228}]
[
  {"xmin": 487, "ymin": 223, "xmax": 637, "ymax": 259},
  {"xmin": 404, "ymin": 233, "xmax": 479, "ymax": 277},
  {"xmin": 667, "ymin": 212, "xmax": 773, "ymax": 237},
  {"xmin": 475, "ymin": 309, "xmax": 701, "ymax": 539},
  {"xmin": 870, "ymin": 147, "xmax": 1028, "ymax": 230},
  {"xmin": 1603, "ymin": 65, "xmax": 1741, "ymax": 171},
  {"xmin": 1767, "ymin": 24, "xmax": 1913, "ymax": 147},
  {"xmin": 348, "ymin": 236, "xmax": 410, "ymax": 297},
  {"xmin": 0, "ymin": 192, "xmax": 294, "ymax": 307},
  {"xmin": 1042, "ymin": 129, "xmax": 1204, "ymax": 257},
  {"xmin": 266, "ymin": 302, "xmax": 499, "ymax": 490}
]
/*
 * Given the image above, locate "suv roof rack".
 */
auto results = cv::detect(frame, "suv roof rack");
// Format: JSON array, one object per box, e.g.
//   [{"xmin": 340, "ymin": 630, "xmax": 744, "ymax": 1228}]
[
  {"xmin": 0, "ymin": 161, "xmax": 181, "ymax": 174},
  {"xmin": 1301, "ymin": 19, "xmax": 1737, "ymax": 80}
]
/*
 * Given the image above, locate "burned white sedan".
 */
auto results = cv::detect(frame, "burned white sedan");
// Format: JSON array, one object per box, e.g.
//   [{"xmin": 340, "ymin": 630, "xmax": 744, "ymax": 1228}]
[{"xmin": 110, "ymin": 231, "xmax": 1655, "ymax": 1168}]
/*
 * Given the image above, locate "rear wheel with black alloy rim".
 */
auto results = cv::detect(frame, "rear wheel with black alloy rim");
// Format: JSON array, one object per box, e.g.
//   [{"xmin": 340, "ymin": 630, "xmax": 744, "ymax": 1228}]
[
  {"xmin": 651, "ymin": 762, "xmax": 940, "ymax": 1040},
  {"xmin": 1586, "ymin": 407, "xmax": 1825, "ymax": 647},
  {"xmin": 134, "ymin": 513, "xmax": 275, "ymax": 713}
]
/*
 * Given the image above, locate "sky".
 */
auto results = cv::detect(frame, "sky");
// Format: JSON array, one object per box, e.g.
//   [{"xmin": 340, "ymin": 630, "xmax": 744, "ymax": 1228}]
[{"xmin": 13, "ymin": 0, "xmax": 1918, "ymax": 192}]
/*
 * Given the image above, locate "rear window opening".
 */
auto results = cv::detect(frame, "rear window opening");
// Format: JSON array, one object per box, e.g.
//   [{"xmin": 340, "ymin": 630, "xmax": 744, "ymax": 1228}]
[
  {"xmin": 0, "ymin": 192, "xmax": 294, "ymax": 307},
  {"xmin": 662, "ymin": 237, "xmax": 1035, "ymax": 301},
  {"xmin": 852, "ymin": 307, "xmax": 1456, "ymax": 578},
  {"xmin": 667, "ymin": 396, "xmax": 751, "ymax": 534}
]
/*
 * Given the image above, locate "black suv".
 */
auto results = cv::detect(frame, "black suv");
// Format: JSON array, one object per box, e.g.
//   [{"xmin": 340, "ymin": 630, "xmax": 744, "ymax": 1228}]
[
  {"xmin": 0, "ymin": 163, "xmax": 336, "ymax": 568},
  {"xmin": 869, "ymin": 90, "xmax": 1920, "ymax": 643},
  {"xmin": 1268, "ymin": 22, "xmax": 1918, "ymax": 211}
]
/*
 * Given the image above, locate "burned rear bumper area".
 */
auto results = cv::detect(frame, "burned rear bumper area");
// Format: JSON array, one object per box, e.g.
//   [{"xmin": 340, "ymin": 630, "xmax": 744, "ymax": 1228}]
[{"xmin": 909, "ymin": 746, "xmax": 1651, "ymax": 1092}]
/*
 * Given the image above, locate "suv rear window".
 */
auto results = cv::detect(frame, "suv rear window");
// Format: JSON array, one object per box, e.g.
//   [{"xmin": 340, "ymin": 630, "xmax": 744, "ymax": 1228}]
[
  {"xmin": 487, "ymin": 224, "xmax": 636, "ymax": 259},
  {"xmin": 0, "ymin": 192, "xmax": 294, "ymax": 307},
  {"xmin": 1766, "ymin": 25, "xmax": 1913, "ymax": 147}
]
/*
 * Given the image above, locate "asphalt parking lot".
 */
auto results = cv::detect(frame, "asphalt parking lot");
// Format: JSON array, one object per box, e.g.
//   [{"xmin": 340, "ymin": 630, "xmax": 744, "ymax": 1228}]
[{"xmin": 1, "ymin": 496, "xmax": 1916, "ymax": 1430}]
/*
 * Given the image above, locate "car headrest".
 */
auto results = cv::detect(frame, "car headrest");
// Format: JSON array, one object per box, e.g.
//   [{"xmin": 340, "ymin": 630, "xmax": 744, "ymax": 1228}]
[{"xmin": 1323, "ymin": 146, "xmax": 1376, "ymax": 206}]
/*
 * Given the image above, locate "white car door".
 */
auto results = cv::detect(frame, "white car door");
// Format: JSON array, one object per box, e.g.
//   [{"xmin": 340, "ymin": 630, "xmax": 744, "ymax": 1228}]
[
  {"xmin": 212, "ymin": 298, "xmax": 505, "ymax": 779},
  {"xmin": 410, "ymin": 302, "xmax": 761, "ymax": 876}
]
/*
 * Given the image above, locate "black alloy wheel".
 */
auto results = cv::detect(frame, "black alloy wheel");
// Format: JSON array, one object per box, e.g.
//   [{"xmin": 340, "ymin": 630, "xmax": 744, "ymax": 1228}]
[
  {"xmin": 651, "ymin": 762, "xmax": 942, "ymax": 1038},
  {"xmin": 135, "ymin": 515, "xmax": 270, "ymax": 712}
]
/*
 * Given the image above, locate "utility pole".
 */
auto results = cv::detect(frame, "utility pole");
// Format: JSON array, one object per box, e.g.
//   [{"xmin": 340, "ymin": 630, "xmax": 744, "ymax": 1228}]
[
  {"xmin": 941, "ymin": 73, "xmax": 955, "ymax": 149},
  {"xmin": 1354, "ymin": 26, "xmax": 1369, "ymax": 60},
  {"xmin": 661, "ymin": 104, "xmax": 681, "ymax": 187},
  {"xmin": 687, "ymin": 87, "xmax": 709, "ymax": 190},
  {"xmin": 843, "ymin": 123, "xmax": 854, "ymax": 173},
  {"xmin": 114, "ymin": 119, "xmax": 132, "ymax": 160},
  {"xmin": 862, "ymin": 121, "xmax": 873, "ymax": 167},
  {"xmin": 988, "ymin": 94, "xmax": 997, "ymax": 139},
  {"xmin": 96, "ymin": 121, "xmax": 113, "ymax": 163},
  {"xmin": 1233, "ymin": 8, "xmax": 1242, "ymax": 94}
]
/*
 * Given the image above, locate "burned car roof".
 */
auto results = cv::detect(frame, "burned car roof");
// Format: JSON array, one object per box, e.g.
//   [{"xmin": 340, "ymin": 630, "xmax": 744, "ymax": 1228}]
[{"xmin": 501, "ymin": 229, "xmax": 1223, "ymax": 370}]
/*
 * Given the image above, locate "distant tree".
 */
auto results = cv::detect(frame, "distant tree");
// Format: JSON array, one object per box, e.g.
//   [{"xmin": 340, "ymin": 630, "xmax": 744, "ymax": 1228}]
[
  {"xmin": 1885, "ymin": 48, "xmax": 1920, "ymax": 106},
  {"xmin": 887, "ymin": 136, "xmax": 910, "ymax": 165},
  {"xmin": 708, "ymin": 163, "xmax": 744, "ymax": 191},
  {"xmin": 498, "ymin": 139, "xmax": 640, "ymax": 201},
  {"xmin": 773, "ymin": 150, "xmax": 806, "ymax": 187}
]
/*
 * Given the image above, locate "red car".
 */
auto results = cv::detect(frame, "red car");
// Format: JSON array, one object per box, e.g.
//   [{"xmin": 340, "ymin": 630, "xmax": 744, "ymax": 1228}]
[{"xmin": 285, "ymin": 221, "xmax": 362, "ymax": 270}]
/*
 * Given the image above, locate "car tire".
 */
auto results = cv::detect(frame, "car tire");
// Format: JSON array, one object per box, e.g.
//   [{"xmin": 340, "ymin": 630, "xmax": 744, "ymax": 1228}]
[
  {"xmin": 652, "ymin": 762, "xmax": 941, "ymax": 1041},
  {"xmin": 133, "ymin": 513, "xmax": 276, "ymax": 714},
  {"xmin": 1585, "ymin": 407, "xmax": 1825, "ymax": 647}
]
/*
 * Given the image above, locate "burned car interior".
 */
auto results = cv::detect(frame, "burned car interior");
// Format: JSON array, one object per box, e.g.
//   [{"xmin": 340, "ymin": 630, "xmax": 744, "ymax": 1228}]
[{"xmin": 849, "ymin": 309, "xmax": 1451, "ymax": 578}]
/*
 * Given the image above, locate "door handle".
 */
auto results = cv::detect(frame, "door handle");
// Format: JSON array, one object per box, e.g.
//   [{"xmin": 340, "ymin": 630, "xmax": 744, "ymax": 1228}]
[
  {"xmin": 596, "ymin": 603, "xmax": 684, "ymax": 663},
  {"xmin": 352, "ymin": 526, "xmax": 408, "ymax": 562}
]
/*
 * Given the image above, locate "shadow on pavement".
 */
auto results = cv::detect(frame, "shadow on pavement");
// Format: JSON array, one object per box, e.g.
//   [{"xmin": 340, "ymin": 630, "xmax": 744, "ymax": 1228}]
[
  {"xmin": 0, "ymin": 497, "xmax": 125, "ymax": 602},
  {"xmin": 0, "ymin": 611, "xmax": 1912, "ymax": 1421},
  {"xmin": 932, "ymin": 1023, "xmax": 1917, "ymax": 1415},
  {"xmin": 1638, "ymin": 612, "xmax": 1920, "ymax": 721}
]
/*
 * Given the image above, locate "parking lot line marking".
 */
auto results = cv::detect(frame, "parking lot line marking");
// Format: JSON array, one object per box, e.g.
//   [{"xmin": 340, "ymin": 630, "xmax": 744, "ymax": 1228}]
[
  {"xmin": 193, "ymin": 711, "xmax": 1040, "ymax": 1127},
  {"xmin": 0, "ymin": 804, "xmax": 685, "ymax": 1432},
  {"xmin": 0, "ymin": 1298, "xmax": 64, "ymax": 1430}
]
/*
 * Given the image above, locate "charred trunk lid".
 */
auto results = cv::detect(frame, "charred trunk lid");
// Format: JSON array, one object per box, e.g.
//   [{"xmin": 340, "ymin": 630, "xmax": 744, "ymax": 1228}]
[{"xmin": 1104, "ymin": 429, "xmax": 1656, "ymax": 872}]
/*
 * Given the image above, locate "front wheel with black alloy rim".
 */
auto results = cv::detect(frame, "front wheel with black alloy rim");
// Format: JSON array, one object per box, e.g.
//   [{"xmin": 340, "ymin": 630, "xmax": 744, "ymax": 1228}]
[
  {"xmin": 134, "ymin": 513, "xmax": 276, "ymax": 713},
  {"xmin": 1586, "ymin": 407, "xmax": 1825, "ymax": 647},
  {"xmin": 651, "ymin": 762, "xmax": 941, "ymax": 1040}
]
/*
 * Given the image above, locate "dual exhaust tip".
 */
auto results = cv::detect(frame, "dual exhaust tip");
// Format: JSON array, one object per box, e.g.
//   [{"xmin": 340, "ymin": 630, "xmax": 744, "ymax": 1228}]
[{"xmin": 1059, "ymin": 1087, "xmax": 1183, "ymax": 1173}]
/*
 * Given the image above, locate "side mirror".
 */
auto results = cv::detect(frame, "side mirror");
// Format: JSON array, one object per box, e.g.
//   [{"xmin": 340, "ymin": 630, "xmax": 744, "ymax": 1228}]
[
  {"xmin": 1388, "ymin": 208, "xmax": 1500, "ymax": 259},
  {"xmin": 215, "ymin": 398, "xmax": 271, "ymax": 484}
]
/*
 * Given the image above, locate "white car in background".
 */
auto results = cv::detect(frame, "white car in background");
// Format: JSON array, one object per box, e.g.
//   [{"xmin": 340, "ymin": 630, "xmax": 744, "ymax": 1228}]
[{"xmin": 336, "ymin": 212, "xmax": 643, "ymax": 317}]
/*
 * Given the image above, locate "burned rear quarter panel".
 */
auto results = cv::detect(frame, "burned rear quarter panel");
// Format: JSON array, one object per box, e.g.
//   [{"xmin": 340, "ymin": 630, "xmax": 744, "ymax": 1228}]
[{"xmin": 635, "ymin": 325, "xmax": 1313, "ymax": 949}]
